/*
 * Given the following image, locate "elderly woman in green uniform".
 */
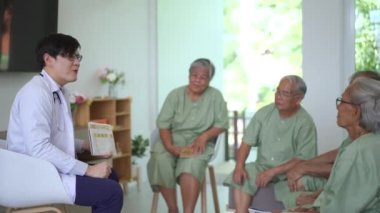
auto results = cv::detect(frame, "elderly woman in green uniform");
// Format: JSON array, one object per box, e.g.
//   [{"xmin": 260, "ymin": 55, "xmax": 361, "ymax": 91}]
[
  {"xmin": 223, "ymin": 75, "xmax": 318, "ymax": 212},
  {"xmin": 147, "ymin": 58, "xmax": 229, "ymax": 213},
  {"xmin": 284, "ymin": 71, "xmax": 380, "ymax": 208},
  {"xmin": 303, "ymin": 77, "xmax": 380, "ymax": 212}
]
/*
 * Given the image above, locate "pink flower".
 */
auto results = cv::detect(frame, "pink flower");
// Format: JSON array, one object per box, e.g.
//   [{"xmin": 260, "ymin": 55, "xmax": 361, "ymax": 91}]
[
  {"xmin": 75, "ymin": 95, "xmax": 86, "ymax": 104},
  {"xmin": 70, "ymin": 92, "xmax": 87, "ymax": 105},
  {"xmin": 97, "ymin": 67, "xmax": 109, "ymax": 80}
]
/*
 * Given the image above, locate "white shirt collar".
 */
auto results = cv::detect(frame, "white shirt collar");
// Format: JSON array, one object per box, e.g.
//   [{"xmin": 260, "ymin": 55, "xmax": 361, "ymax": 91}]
[{"xmin": 41, "ymin": 69, "xmax": 62, "ymax": 93}]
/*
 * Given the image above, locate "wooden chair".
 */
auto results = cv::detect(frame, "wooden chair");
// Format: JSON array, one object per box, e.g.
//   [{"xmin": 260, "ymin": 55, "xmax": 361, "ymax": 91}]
[
  {"xmin": 150, "ymin": 131, "xmax": 223, "ymax": 213},
  {"xmin": 0, "ymin": 146, "xmax": 72, "ymax": 213}
]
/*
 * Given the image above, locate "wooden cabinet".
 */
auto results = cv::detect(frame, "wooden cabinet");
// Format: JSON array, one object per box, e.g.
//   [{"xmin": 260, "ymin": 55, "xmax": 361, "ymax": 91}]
[{"xmin": 74, "ymin": 97, "xmax": 132, "ymax": 185}]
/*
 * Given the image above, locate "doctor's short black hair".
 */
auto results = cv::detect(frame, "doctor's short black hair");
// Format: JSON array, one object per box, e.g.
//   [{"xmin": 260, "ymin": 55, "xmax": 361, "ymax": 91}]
[{"xmin": 35, "ymin": 33, "xmax": 81, "ymax": 69}]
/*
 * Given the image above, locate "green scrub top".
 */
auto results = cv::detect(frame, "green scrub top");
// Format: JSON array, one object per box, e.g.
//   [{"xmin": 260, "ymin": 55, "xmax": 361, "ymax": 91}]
[
  {"xmin": 223, "ymin": 103, "xmax": 317, "ymax": 209},
  {"xmin": 314, "ymin": 133, "xmax": 380, "ymax": 212},
  {"xmin": 243, "ymin": 103, "xmax": 317, "ymax": 171},
  {"xmin": 155, "ymin": 86, "xmax": 229, "ymax": 150},
  {"xmin": 300, "ymin": 137, "xmax": 352, "ymax": 194}
]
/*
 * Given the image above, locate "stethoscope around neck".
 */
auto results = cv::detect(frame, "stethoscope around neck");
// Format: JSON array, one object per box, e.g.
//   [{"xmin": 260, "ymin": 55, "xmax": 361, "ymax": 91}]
[{"xmin": 39, "ymin": 73, "xmax": 62, "ymax": 104}]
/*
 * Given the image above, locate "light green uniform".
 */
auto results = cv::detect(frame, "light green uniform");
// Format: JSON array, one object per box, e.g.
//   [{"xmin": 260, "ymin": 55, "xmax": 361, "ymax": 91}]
[
  {"xmin": 147, "ymin": 86, "xmax": 229, "ymax": 191},
  {"xmin": 314, "ymin": 133, "xmax": 380, "ymax": 212},
  {"xmin": 301, "ymin": 137, "xmax": 352, "ymax": 193},
  {"xmin": 223, "ymin": 104, "xmax": 317, "ymax": 209}
]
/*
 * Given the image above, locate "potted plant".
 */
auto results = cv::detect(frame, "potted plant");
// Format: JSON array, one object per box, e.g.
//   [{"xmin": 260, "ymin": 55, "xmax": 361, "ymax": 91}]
[
  {"xmin": 131, "ymin": 135, "xmax": 149, "ymax": 189},
  {"xmin": 131, "ymin": 134, "xmax": 149, "ymax": 164}
]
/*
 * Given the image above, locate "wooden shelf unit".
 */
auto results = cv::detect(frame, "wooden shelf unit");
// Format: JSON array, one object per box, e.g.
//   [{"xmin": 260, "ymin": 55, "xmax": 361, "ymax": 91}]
[{"xmin": 75, "ymin": 97, "xmax": 132, "ymax": 184}]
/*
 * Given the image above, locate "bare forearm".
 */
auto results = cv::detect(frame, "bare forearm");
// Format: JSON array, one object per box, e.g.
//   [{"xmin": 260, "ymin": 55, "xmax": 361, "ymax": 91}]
[
  {"xmin": 159, "ymin": 129, "xmax": 173, "ymax": 148},
  {"xmin": 302, "ymin": 162, "xmax": 333, "ymax": 178},
  {"xmin": 235, "ymin": 142, "xmax": 251, "ymax": 169},
  {"xmin": 308, "ymin": 149, "xmax": 338, "ymax": 164},
  {"xmin": 272, "ymin": 158, "xmax": 303, "ymax": 176},
  {"xmin": 199, "ymin": 127, "xmax": 225, "ymax": 142}
]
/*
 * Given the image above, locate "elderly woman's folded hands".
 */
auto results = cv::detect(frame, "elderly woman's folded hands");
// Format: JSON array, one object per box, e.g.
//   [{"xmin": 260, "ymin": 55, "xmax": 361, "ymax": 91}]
[{"xmin": 190, "ymin": 134, "xmax": 208, "ymax": 154}]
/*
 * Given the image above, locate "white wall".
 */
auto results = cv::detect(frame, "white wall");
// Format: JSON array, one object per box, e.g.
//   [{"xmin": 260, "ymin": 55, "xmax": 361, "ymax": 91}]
[
  {"xmin": 303, "ymin": 0, "xmax": 350, "ymax": 154},
  {"xmin": 59, "ymin": 0, "xmax": 153, "ymax": 138},
  {"xmin": 0, "ymin": 72, "xmax": 34, "ymax": 129},
  {"xmin": 157, "ymin": 0, "xmax": 224, "ymax": 108}
]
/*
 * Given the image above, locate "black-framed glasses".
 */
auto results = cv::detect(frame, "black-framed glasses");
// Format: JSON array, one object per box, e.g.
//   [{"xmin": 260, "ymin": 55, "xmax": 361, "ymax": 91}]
[
  {"xmin": 67, "ymin": 54, "xmax": 83, "ymax": 62},
  {"xmin": 336, "ymin": 97, "xmax": 357, "ymax": 107}
]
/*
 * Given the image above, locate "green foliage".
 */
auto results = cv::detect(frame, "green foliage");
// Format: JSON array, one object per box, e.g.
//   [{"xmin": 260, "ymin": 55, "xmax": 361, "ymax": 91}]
[
  {"xmin": 223, "ymin": 0, "xmax": 302, "ymax": 111},
  {"xmin": 257, "ymin": 86, "xmax": 275, "ymax": 109},
  {"xmin": 355, "ymin": 0, "xmax": 380, "ymax": 72},
  {"xmin": 132, "ymin": 135, "xmax": 149, "ymax": 158}
]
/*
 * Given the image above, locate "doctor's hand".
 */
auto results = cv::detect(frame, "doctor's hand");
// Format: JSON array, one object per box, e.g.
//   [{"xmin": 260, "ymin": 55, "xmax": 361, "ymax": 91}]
[
  {"xmin": 85, "ymin": 161, "xmax": 112, "ymax": 178},
  {"xmin": 81, "ymin": 140, "xmax": 91, "ymax": 152}
]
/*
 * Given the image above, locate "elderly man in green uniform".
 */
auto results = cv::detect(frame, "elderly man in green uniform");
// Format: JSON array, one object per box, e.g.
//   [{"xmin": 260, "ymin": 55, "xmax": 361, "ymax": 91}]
[
  {"xmin": 224, "ymin": 75, "xmax": 317, "ymax": 212},
  {"xmin": 147, "ymin": 58, "xmax": 229, "ymax": 213}
]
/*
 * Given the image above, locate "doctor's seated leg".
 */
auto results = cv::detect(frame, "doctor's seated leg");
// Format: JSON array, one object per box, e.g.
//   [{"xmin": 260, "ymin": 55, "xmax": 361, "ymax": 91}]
[{"xmin": 75, "ymin": 169, "xmax": 123, "ymax": 213}]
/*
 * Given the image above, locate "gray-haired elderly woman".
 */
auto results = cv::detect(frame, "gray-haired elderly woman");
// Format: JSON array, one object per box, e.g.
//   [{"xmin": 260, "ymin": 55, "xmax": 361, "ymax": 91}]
[
  {"xmin": 147, "ymin": 58, "xmax": 229, "ymax": 213},
  {"xmin": 310, "ymin": 77, "xmax": 380, "ymax": 212}
]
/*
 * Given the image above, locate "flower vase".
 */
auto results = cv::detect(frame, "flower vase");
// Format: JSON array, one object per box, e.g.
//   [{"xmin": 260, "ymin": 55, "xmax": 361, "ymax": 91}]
[{"xmin": 108, "ymin": 84, "xmax": 116, "ymax": 97}]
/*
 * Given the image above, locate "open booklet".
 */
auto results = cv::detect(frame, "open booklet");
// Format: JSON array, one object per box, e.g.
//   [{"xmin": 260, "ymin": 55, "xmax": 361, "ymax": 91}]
[
  {"xmin": 88, "ymin": 122, "xmax": 117, "ymax": 156},
  {"xmin": 179, "ymin": 147, "xmax": 198, "ymax": 158}
]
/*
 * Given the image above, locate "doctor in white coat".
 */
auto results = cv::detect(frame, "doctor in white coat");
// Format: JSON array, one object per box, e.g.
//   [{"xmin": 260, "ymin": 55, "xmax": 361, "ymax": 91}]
[{"xmin": 6, "ymin": 33, "xmax": 123, "ymax": 213}]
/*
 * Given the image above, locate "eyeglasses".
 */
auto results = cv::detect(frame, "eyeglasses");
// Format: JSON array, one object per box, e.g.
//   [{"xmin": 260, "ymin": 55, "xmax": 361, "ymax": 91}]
[
  {"xmin": 335, "ymin": 97, "xmax": 357, "ymax": 107},
  {"xmin": 67, "ymin": 54, "xmax": 83, "ymax": 62},
  {"xmin": 275, "ymin": 89, "xmax": 298, "ymax": 98}
]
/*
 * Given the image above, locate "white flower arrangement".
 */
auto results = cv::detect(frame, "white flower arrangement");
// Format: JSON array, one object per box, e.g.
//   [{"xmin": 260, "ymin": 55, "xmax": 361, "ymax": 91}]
[{"xmin": 97, "ymin": 67, "xmax": 125, "ymax": 86}]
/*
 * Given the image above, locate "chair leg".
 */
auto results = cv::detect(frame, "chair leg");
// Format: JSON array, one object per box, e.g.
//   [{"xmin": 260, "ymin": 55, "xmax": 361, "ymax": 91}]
[
  {"xmin": 120, "ymin": 181, "xmax": 128, "ymax": 194},
  {"xmin": 209, "ymin": 165, "xmax": 220, "ymax": 213},
  {"xmin": 151, "ymin": 192, "xmax": 159, "ymax": 213},
  {"xmin": 201, "ymin": 178, "xmax": 207, "ymax": 213},
  {"xmin": 136, "ymin": 166, "xmax": 141, "ymax": 191}
]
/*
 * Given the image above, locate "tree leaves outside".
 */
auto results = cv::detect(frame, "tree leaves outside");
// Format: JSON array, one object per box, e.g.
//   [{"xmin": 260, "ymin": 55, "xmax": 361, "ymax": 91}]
[{"xmin": 223, "ymin": 0, "xmax": 302, "ymax": 113}]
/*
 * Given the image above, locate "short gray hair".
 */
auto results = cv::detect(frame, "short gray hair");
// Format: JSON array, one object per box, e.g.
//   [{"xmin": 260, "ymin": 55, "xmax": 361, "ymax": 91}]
[
  {"xmin": 280, "ymin": 75, "xmax": 307, "ymax": 96},
  {"xmin": 349, "ymin": 70, "xmax": 380, "ymax": 83},
  {"xmin": 349, "ymin": 77, "xmax": 380, "ymax": 133},
  {"xmin": 189, "ymin": 58, "xmax": 215, "ymax": 80}
]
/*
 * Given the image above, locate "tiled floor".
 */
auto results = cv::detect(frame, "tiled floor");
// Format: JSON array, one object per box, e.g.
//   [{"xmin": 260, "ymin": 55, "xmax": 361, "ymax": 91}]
[
  {"xmin": 0, "ymin": 161, "xmax": 236, "ymax": 213},
  {"xmin": 0, "ymin": 182, "xmax": 232, "ymax": 213}
]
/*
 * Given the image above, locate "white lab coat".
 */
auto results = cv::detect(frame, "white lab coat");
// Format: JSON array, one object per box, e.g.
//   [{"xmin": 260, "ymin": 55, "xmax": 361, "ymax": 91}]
[{"xmin": 7, "ymin": 70, "xmax": 88, "ymax": 203}]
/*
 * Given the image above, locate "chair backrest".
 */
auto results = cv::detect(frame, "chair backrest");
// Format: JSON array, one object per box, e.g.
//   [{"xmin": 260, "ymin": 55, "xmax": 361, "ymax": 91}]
[
  {"xmin": 209, "ymin": 132, "xmax": 225, "ymax": 165},
  {"xmin": 0, "ymin": 149, "xmax": 72, "ymax": 208},
  {"xmin": 150, "ymin": 128, "xmax": 160, "ymax": 150}
]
